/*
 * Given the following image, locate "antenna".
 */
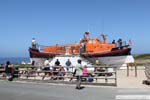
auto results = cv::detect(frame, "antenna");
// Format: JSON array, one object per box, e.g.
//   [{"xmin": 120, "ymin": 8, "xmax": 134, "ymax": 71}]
[{"xmin": 101, "ymin": 34, "xmax": 107, "ymax": 43}]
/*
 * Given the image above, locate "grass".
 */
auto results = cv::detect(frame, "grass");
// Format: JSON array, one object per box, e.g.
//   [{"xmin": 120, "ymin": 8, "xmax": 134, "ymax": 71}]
[
  {"xmin": 134, "ymin": 54, "xmax": 150, "ymax": 60},
  {"xmin": 134, "ymin": 53, "xmax": 150, "ymax": 66},
  {"xmin": 14, "ymin": 64, "xmax": 33, "ymax": 68}
]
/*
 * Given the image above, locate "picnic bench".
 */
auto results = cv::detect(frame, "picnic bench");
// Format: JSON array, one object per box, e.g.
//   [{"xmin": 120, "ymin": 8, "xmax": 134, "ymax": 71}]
[{"xmin": 1, "ymin": 65, "xmax": 117, "ymax": 86}]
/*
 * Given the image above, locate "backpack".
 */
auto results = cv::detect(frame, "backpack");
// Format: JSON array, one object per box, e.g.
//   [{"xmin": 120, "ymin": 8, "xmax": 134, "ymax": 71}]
[
  {"xmin": 88, "ymin": 77, "xmax": 93, "ymax": 82},
  {"xmin": 7, "ymin": 75, "xmax": 13, "ymax": 81}
]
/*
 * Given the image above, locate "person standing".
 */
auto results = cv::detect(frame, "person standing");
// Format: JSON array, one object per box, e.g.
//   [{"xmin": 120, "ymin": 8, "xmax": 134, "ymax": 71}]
[
  {"xmin": 53, "ymin": 59, "xmax": 61, "ymax": 76},
  {"xmin": 32, "ymin": 38, "xmax": 36, "ymax": 48},
  {"xmin": 112, "ymin": 40, "xmax": 115, "ymax": 44},
  {"xmin": 55, "ymin": 59, "xmax": 60, "ymax": 66},
  {"xmin": 75, "ymin": 59, "xmax": 83, "ymax": 89},
  {"xmin": 65, "ymin": 59, "xmax": 72, "ymax": 71},
  {"xmin": 31, "ymin": 60, "xmax": 35, "ymax": 66},
  {"xmin": 117, "ymin": 38, "xmax": 122, "ymax": 48}
]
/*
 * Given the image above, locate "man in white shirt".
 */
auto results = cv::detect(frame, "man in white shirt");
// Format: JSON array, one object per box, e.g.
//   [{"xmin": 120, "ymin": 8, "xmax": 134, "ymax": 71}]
[
  {"xmin": 75, "ymin": 59, "xmax": 83, "ymax": 89},
  {"xmin": 42, "ymin": 59, "xmax": 50, "ymax": 80}
]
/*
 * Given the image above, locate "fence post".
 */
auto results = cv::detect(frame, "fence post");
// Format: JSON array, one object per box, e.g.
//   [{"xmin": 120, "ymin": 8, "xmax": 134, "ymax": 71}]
[
  {"xmin": 115, "ymin": 67, "xmax": 117, "ymax": 86},
  {"xmin": 105, "ymin": 67, "xmax": 108, "ymax": 83}
]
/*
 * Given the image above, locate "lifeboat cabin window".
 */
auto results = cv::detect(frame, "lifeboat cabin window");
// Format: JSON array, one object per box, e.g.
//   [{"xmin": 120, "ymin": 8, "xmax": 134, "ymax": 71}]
[
  {"xmin": 88, "ymin": 39, "xmax": 96, "ymax": 44},
  {"xmin": 88, "ymin": 40, "xmax": 92, "ymax": 44}
]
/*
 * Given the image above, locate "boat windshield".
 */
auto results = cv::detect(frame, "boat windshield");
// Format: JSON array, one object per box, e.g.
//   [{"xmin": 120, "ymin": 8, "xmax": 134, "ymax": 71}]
[{"xmin": 88, "ymin": 39, "xmax": 97, "ymax": 44}]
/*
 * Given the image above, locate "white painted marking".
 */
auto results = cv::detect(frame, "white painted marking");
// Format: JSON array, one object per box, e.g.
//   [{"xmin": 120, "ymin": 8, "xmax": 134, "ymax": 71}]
[
  {"xmin": 116, "ymin": 95, "xmax": 150, "ymax": 99},
  {"xmin": 117, "ymin": 89, "xmax": 150, "ymax": 93}
]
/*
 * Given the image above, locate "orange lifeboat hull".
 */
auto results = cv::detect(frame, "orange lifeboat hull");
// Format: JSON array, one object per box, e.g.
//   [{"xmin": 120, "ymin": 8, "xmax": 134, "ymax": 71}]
[{"xmin": 29, "ymin": 32, "xmax": 132, "ymax": 58}]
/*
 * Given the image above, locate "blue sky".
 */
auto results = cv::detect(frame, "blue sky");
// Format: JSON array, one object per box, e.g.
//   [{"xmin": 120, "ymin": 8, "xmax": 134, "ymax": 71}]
[{"xmin": 0, "ymin": 0, "xmax": 150, "ymax": 57}]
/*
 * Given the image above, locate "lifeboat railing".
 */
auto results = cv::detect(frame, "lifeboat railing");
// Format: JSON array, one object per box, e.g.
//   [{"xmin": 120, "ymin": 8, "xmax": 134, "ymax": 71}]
[
  {"xmin": 38, "ymin": 45, "xmax": 79, "ymax": 55},
  {"xmin": 115, "ymin": 41, "xmax": 127, "ymax": 47},
  {"xmin": 38, "ymin": 45, "xmax": 49, "ymax": 52},
  {"xmin": 114, "ymin": 41, "xmax": 131, "ymax": 49}
]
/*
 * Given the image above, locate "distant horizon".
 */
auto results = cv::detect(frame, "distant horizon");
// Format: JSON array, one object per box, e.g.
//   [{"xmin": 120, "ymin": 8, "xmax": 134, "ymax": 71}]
[
  {"xmin": 0, "ymin": 57, "xmax": 30, "ymax": 64},
  {"xmin": 0, "ymin": 52, "xmax": 150, "ymax": 58}
]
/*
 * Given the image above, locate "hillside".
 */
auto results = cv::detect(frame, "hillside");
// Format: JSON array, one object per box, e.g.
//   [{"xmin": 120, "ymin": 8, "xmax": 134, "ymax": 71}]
[
  {"xmin": 135, "ymin": 54, "xmax": 150, "ymax": 60},
  {"xmin": 134, "ymin": 54, "xmax": 150, "ymax": 64}
]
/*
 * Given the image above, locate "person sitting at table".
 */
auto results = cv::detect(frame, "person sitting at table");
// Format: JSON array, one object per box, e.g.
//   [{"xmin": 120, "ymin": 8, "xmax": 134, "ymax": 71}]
[
  {"xmin": 55, "ymin": 59, "xmax": 60, "ymax": 66},
  {"xmin": 57, "ymin": 66, "xmax": 66, "ymax": 80},
  {"xmin": 42, "ymin": 59, "xmax": 51, "ymax": 80},
  {"xmin": 82, "ymin": 66, "xmax": 93, "ymax": 82}
]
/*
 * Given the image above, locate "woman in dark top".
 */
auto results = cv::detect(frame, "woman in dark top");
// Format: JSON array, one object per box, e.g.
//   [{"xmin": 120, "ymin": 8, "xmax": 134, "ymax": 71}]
[
  {"xmin": 5, "ymin": 61, "xmax": 10, "ymax": 75},
  {"xmin": 55, "ymin": 59, "xmax": 60, "ymax": 66},
  {"xmin": 5, "ymin": 61, "xmax": 14, "ymax": 81}
]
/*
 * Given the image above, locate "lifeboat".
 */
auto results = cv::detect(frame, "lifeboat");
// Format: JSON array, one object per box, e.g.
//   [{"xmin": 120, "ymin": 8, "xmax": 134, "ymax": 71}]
[{"xmin": 29, "ymin": 32, "xmax": 131, "ymax": 59}]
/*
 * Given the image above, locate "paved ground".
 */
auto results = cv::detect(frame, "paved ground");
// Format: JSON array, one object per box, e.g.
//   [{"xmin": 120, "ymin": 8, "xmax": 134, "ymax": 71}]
[
  {"xmin": 0, "ymin": 81, "xmax": 115, "ymax": 100},
  {"xmin": 117, "ymin": 69, "xmax": 150, "ymax": 88},
  {"xmin": 0, "ymin": 81, "xmax": 150, "ymax": 100},
  {"xmin": 0, "ymin": 68, "xmax": 150, "ymax": 100}
]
